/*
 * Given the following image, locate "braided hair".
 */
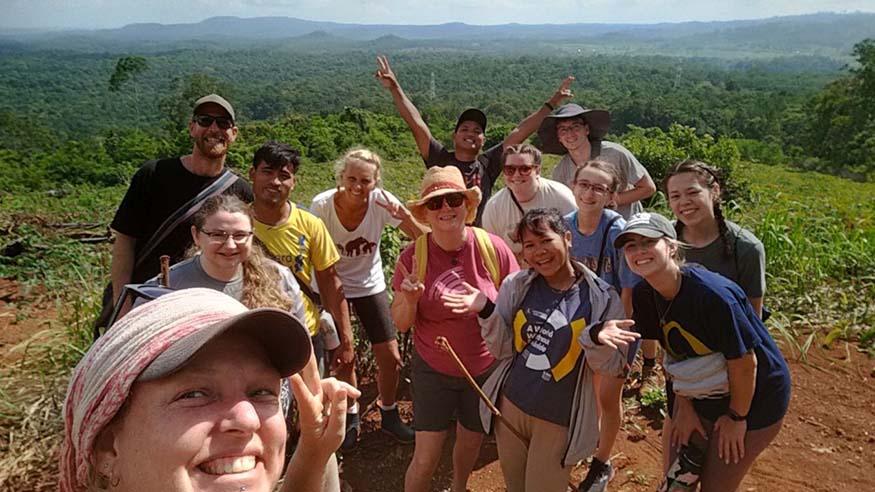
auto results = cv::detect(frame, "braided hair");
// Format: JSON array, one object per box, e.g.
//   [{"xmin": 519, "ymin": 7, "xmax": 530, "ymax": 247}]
[{"xmin": 662, "ymin": 160, "xmax": 733, "ymax": 258}]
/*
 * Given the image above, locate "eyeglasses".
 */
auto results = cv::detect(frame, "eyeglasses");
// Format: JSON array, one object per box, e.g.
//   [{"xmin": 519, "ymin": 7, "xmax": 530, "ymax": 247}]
[
  {"xmin": 503, "ymin": 165, "xmax": 537, "ymax": 177},
  {"xmin": 192, "ymin": 114, "xmax": 234, "ymax": 130},
  {"xmin": 574, "ymin": 181, "xmax": 611, "ymax": 195},
  {"xmin": 425, "ymin": 193, "xmax": 465, "ymax": 211},
  {"xmin": 556, "ymin": 123, "xmax": 587, "ymax": 135},
  {"xmin": 199, "ymin": 229, "xmax": 253, "ymax": 244}
]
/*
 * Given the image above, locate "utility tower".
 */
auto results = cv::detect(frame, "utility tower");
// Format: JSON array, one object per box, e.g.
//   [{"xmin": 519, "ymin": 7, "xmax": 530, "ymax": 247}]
[{"xmin": 429, "ymin": 72, "xmax": 436, "ymax": 100}]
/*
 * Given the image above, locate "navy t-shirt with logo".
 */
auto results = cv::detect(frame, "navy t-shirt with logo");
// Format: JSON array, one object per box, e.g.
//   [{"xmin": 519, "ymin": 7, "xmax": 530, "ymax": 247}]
[
  {"xmin": 632, "ymin": 266, "xmax": 791, "ymax": 429},
  {"xmin": 502, "ymin": 276, "xmax": 592, "ymax": 426}
]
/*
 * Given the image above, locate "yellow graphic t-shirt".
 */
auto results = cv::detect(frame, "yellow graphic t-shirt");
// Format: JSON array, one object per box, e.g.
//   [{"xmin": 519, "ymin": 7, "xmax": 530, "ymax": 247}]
[{"xmin": 254, "ymin": 203, "xmax": 340, "ymax": 335}]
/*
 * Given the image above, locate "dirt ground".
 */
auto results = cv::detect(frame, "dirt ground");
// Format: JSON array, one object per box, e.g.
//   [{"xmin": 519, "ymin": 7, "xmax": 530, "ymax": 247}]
[{"xmin": 1, "ymin": 278, "xmax": 873, "ymax": 491}]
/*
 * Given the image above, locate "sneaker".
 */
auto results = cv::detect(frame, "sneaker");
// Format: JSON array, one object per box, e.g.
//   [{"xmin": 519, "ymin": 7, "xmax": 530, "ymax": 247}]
[
  {"xmin": 640, "ymin": 363, "xmax": 661, "ymax": 395},
  {"xmin": 340, "ymin": 412, "xmax": 360, "ymax": 451},
  {"xmin": 578, "ymin": 459, "xmax": 614, "ymax": 492},
  {"xmin": 380, "ymin": 407, "xmax": 415, "ymax": 443}
]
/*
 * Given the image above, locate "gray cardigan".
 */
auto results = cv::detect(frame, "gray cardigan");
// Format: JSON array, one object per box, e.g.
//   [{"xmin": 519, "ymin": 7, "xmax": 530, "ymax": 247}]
[{"xmin": 478, "ymin": 261, "xmax": 628, "ymax": 467}]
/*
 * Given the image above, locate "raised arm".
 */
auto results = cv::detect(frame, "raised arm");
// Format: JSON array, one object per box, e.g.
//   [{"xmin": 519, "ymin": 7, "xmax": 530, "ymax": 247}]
[
  {"xmin": 615, "ymin": 174, "xmax": 657, "ymax": 207},
  {"xmin": 502, "ymin": 75, "xmax": 575, "ymax": 149},
  {"xmin": 376, "ymin": 55, "xmax": 432, "ymax": 159},
  {"xmin": 390, "ymin": 259, "xmax": 423, "ymax": 332}
]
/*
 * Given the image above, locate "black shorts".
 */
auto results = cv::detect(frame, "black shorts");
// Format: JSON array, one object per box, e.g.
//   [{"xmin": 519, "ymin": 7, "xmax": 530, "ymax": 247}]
[
  {"xmin": 349, "ymin": 290, "xmax": 397, "ymax": 344},
  {"xmin": 411, "ymin": 351, "xmax": 494, "ymax": 433}
]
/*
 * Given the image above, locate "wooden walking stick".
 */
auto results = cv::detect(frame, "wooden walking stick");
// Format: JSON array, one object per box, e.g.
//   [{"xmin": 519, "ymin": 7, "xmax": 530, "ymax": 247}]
[
  {"xmin": 435, "ymin": 335, "xmax": 579, "ymax": 491},
  {"xmin": 160, "ymin": 255, "xmax": 171, "ymax": 288}
]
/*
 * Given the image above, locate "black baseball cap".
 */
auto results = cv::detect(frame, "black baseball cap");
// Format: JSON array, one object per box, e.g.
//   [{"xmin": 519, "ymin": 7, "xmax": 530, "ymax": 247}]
[{"xmin": 455, "ymin": 108, "xmax": 487, "ymax": 132}]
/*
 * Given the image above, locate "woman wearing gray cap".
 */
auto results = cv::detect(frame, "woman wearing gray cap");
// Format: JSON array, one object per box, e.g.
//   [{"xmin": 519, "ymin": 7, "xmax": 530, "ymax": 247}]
[
  {"xmin": 60, "ymin": 288, "xmax": 360, "ymax": 492},
  {"xmin": 610, "ymin": 212, "xmax": 790, "ymax": 492},
  {"xmin": 537, "ymin": 103, "xmax": 656, "ymax": 220}
]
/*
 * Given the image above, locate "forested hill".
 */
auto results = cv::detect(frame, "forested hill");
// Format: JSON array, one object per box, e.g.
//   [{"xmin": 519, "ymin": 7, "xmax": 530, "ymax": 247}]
[{"xmin": 3, "ymin": 12, "xmax": 875, "ymax": 58}]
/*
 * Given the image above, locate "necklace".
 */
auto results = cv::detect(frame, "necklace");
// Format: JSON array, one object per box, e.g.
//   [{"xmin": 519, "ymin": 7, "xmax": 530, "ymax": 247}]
[{"xmin": 653, "ymin": 274, "xmax": 682, "ymax": 326}]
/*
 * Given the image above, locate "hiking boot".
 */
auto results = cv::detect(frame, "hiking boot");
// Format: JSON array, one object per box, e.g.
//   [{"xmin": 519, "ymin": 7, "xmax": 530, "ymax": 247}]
[
  {"xmin": 578, "ymin": 458, "xmax": 615, "ymax": 492},
  {"xmin": 380, "ymin": 407, "xmax": 415, "ymax": 443},
  {"xmin": 340, "ymin": 412, "xmax": 360, "ymax": 451},
  {"xmin": 639, "ymin": 362, "xmax": 661, "ymax": 395}
]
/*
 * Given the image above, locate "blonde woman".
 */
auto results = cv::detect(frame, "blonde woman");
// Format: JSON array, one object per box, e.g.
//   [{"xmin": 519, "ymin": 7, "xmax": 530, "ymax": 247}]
[{"xmin": 311, "ymin": 148, "xmax": 425, "ymax": 447}]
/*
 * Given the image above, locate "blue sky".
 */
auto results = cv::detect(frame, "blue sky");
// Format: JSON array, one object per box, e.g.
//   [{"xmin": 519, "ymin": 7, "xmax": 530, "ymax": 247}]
[{"xmin": 2, "ymin": 0, "xmax": 873, "ymax": 30}]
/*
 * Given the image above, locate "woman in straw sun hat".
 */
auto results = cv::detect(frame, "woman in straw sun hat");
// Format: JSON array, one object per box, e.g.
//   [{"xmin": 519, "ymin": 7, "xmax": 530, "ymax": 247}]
[
  {"xmin": 391, "ymin": 165, "xmax": 519, "ymax": 492},
  {"xmin": 60, "ymin": 288, "xmax": 359, "ymax": 492}
]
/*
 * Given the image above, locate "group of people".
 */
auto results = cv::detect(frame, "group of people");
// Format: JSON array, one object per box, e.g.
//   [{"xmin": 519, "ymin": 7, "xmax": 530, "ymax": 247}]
[{"xmin": 60, "ymin": 56, "xmax": 791, "ymax": 492}]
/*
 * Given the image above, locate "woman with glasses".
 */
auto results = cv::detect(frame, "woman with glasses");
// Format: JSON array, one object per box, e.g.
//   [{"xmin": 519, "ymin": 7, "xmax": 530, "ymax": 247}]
[
  {"xmin": 442, "ymin": 208, "xmax": 638, "ymax": 492},
  {"xmin": 482, "ymin": 144, "xmax": 576, "ymax": 263},
  {"xmin": 663, "ymin": 160, "xmax": 766, "ymax": 318},
  {"xmin": 143, "ymin": 194, "xmax": 342, "ymax": 490},
  {"xmin": 310, "ymin": 148, "xmax": 425, "ymax": 448},
  {"xmin": 391, "ymin": 166, "xmax": 519, "ymax": 492},
  {"xmin": 612, "ymin": 212, "xmax": 789, "ymax": 492},
  {"xmin": 564, "ymin": 159, "xmax": 642, "ymax": 492}
]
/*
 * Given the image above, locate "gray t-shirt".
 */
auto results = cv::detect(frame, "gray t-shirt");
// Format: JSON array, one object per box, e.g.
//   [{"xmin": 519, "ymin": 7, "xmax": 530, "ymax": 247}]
[
  {"xmin": 679, "ymin": 220, "xmax": 766, "ymax": 298},
  {"xmin": 552, "ymin": 140, "xmax": 650, "ymax": 219}
]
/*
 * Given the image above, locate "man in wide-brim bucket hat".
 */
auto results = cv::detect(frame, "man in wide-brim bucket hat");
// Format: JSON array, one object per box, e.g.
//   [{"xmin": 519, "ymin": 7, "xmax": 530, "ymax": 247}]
[
  {"xmin": 407, "ymin": 165, "xmax": 483, "ymax": 225},
  {"xmin": 536, "ymin": 103, "xmax": 656, "ymax": 221},
  {"xmin": 537, "ymin": 103, "xmax": 612, "ymax": 154}
]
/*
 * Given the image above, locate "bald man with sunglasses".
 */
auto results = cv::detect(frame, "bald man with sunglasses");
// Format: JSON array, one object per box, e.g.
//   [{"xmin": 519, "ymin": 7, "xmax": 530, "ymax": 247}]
[{"xmin": 99, "ymin": 94, "xmax": 253, "ymax": 326}]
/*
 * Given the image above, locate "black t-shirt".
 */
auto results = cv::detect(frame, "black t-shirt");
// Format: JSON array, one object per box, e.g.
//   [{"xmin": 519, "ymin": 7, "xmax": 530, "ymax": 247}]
[
  {"xmin": 632, "ymin": 266, "xmax": 791, "ymax": 429},
  {"xmin": 425, "ymin": 137, "xmax": 504, "ymax": 226},
  {"xmin": 110, "ymin": 157, "xmax": 253, "ymax": 283}
]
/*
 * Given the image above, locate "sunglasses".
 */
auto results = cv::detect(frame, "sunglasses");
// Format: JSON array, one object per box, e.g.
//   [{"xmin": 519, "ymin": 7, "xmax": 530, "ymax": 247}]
[
  {"xmin": 503, "ymin": 165, "xmax": 537, "ymax": 177},
  {"xmin": 425, "ymin": 193, "xmax": 465, "ymax": 211},
  {"xmin": 192, "ymin": 114, "xmax": 234, "ymax": 130}
]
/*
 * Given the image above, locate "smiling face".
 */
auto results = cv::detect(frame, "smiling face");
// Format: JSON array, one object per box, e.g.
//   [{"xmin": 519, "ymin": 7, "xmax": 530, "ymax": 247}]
[
  {"xmin": 666, "ymin": 171, "xmax": 719, "ymax": 229},
  {"xmin": 622, "ymin": 234, "xmax": 676, "ymax": 278},
  {"xmin": 192, "ymin": 210, "xmax": 253, "ymax": 275},
  {"xmin": 423, "ymin": 192, "xmax": 469, "ymax": 233},
  {"xmin": 556, "ymin": 118, "xmax": 589, "ymax": 152},
  {"xmin": 95, "ymin": 330, "xmax": 285, "ymax": 492},
  {"xmin": 452, "ymin": 121, "xmax": 486, "ymax": 155},
  {"xmin": 521, "ymin": 226, "xmax": 573, "ymax": 280},
  {"xmin": 573, "ymin": 166, "xmax": 615, "ymax": 214},
  {"xmin": 189, "ymin": 103, "xmax": 238, "ymax": 159},
  {"xmin": 503, "ymin": 153, "xmax": 540, "ymax": 198},
  {"xmin": 249, "ymin": 162, "xmax": 295, "ymax": 208},
  {"xmin": 340, "ymin": 158, "xmax": 378, "ymax": 203}
]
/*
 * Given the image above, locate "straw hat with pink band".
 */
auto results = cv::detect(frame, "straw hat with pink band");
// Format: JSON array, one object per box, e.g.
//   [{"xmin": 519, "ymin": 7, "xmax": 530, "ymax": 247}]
[
  {"xmin": 59, "ymin": 288, "xmax": 311, "ymax": 492},
  {"xmin": 406, "ymin": 166, "xmax": 482, "ymax": 225}
]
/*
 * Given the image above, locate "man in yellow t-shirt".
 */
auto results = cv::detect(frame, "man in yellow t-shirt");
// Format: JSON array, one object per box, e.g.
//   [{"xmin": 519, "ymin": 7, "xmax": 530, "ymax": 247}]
[{"xmin": 249, "ymin": 141, "xmax": 354, "ymax": 370}]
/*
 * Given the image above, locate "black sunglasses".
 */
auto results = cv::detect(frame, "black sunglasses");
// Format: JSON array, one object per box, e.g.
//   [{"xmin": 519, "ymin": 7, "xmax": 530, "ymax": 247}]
[
  {"xmin": 425, "ymin": 193, "xmax": 465, "ymax": 211},
  {"xmin": 193, "ymin": 114, "xmax": 234, "ymax": 130}
]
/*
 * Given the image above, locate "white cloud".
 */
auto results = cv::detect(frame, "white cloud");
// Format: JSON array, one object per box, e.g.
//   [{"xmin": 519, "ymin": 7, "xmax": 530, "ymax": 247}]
[{"xmin": 0, "ymin": 0, "xmax": 873, "ymax": 30}]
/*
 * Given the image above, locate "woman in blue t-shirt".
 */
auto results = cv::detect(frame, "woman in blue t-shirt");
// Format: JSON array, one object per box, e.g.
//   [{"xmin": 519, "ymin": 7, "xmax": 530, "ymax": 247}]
[
  {"xmin": 612, "ymin": 211, "xmax": 790, "ymax": 492},
  {"xmin": 563, "ymin": 159, "xmax": 644, "ymax": 491},
  {"xmin": 442, "ymin": 208, "xmax": 639, "ymax": 492}
]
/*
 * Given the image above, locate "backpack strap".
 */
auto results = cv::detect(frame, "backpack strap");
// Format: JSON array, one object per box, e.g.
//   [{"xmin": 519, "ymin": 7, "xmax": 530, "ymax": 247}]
[
  {"xmin": 413, "ymin": 228, "xmax": 501, "ymax": 290},
  {"xmin": 596, "ymin": 215, "xmax": 622, "ymax": 277},
  {"xmin": 472, "ymin": 227, "xmax": 501, "ymax": 290}
]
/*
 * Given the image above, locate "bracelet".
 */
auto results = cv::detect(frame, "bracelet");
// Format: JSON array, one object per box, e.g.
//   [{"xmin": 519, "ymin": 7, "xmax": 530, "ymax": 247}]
[
  {"xmin": 726, "ymin": 408, "xmax": 748, "ymax": 422},
  {"xmin": 544, "ymin": 101, "xmax": 555, "ymax": 111}
]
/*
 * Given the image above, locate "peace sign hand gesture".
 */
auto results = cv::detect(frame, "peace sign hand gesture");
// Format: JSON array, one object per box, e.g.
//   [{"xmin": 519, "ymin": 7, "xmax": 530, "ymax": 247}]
[
  {"xmin": 396, "ymin": 260, "xmax": 425, "ymax": 303},
  {"xmin": 441, "ymin": 281, "xmax": 487, "ymax": 314},
  {"xmin": 375, "ymin": 55, "xmax": 400, "ymax": 90},
  {"xmin": 547, "ymin": 75, "xmax": 575, "ymax": 108},
  {"xmin": 375, "ymin": 189, "xmax": 410, "ymax": 221}
]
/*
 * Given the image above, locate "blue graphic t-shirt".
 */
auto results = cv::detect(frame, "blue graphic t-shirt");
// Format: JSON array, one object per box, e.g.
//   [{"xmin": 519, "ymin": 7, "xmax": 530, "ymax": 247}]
[
  {"xmin": 502, "ymin": 276, "xmax": 592, "ymax": 426},
  {"xmin": 565, "ymin": 209, "xmax": 641, "ymax": 291},
  {"xmin": 632, "ymin": 266, "xmax": 791, "ymax": 429}
]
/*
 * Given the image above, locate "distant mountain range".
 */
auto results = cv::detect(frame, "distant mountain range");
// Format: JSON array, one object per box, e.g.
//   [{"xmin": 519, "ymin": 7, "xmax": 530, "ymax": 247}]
[{"xmin": 2, "ymin": 12, "xmax": 874, "ymax": 58}]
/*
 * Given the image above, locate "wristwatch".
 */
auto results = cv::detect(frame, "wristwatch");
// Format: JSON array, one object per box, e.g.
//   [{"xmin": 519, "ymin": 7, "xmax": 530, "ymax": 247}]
[{"xmin": 727, "ymin": 408, "xmax": 748, "ymax": 422}]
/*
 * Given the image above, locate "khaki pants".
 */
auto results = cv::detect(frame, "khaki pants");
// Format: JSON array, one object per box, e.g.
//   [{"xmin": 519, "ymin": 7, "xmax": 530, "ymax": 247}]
[{"xmin": 495, "ymin": 396, "xmax": 573, "ymax": 492}]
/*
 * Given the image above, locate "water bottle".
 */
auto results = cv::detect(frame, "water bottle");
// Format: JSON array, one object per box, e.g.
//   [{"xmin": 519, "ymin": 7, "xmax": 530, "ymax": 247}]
[
  {"xmin": 319, "ymin": 311, "xmax": 341, "ymax": 351},
  {"xmin": 659, "ymin": 439, "xmax": 706, "ymax": 491}
]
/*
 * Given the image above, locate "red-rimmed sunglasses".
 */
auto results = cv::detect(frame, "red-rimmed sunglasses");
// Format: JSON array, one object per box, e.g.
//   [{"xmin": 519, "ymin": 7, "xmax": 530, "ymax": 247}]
[
  {"xmin": 503, "ymin": 165, "xmax": 536, "ymax": 177},
  {"xmin": 425, "ymin": 193, "xmax": 465, "ymax": 211}
]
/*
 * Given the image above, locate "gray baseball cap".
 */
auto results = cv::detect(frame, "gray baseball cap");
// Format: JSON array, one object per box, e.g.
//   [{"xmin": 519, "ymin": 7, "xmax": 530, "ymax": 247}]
[
  {"xmin": 614, "ymin": 212, "xmax": 677, "ymax": 248},
  {"xmin": 193, "ymin": 93, "xmax": 236, "ymax": 122}
]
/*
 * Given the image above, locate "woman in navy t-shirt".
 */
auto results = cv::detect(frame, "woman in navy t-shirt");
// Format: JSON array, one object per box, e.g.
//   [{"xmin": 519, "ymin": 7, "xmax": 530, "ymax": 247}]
[{"xmin": 611, "ymin": 211, "xmax": 790, "ymax": 492}]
